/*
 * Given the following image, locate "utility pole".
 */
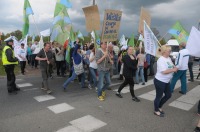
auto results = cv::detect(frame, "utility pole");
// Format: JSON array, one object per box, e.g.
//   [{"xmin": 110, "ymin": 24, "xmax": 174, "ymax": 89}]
[{"xmin": 93, "ymin": 0, "xmax": 95, "ymax": 5}]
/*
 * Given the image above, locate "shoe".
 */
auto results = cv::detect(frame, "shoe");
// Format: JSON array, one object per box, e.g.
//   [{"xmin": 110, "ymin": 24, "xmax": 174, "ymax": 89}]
[
  {"xmin": 142, "ymin": 83, "xmax": 145, "ymax": 85},
  {"xmin": 132, "ymin": 97, "xmax": 140, "ymax": 102},
  {"xmin": 102, "ymin": 91, "xmax": 106, "ymax": 98},
  {"xmin": 41, "ymin": 87, "xmax": 47, "ymax": 91},
  {"xmin": 159, "ymin": 109, "xmax": 165, "ymax": 114},
  {"xmin": 81, "ymin": 86, "xmax": 87, "ymax": 88},
  {"xmin": 188, "ymin": 79, "xmax": 194, "ymax": 82},
  {"xmin": 179, "ymin": 91, "xmax": 186, "ymax": 95},
  {"xmin": 194, "ymin": 127, "xmax": 200, "ymax": 132},
  {"xmin": 97, "ymin": 96, "xmax": 104, "ymax": 101},
  {"xmin": 8, "ymin": 91, "xmax": 17, "ymax": 95},
  {"xmin": 154, "ymin": 112, "xmax": 164, "ymax": 117},
  {"xmin": 14, "ymin": 87, "xmax": 20, "ymax": 91},
  {"xmin": 116, "ymin": 92, "xmax": 123, "ymax": 98},
  {"xmin": 95, "ymin": 87, "xmax": 98, "ymax": 92},
  {"xmin": 88, "ymin": 84, "xmax": 92, "ymax": 90},
  {"xmin": 47, "ymin": 90, "xmax": 52, "ymax": 94},
  {"xmin": 107, "ymin": 87, "xmax": 112, "ymax": 90}
]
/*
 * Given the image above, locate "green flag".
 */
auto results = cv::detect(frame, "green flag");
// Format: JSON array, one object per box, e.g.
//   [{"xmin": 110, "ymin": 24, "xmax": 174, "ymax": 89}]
[
  {"xmin": 168, "ymin": 21, "xmax": 189, "ymax": 43},
  {"xmin": 22, "ymin": 0, "xmax": 34, "ymax": 38},
  {"xmin": 54, "ymin": 3, "xmax": 65, "ymax": 17},
  {"xmin": 69, "ymin": 26, "xmax": 75, "ymax": 42},
  {"xmin": 128, "ymin": 34, "xmax": 135, "ymax": 47},
  {"xmin": 66, "ymin": 45, "xmax": 70, "ymax": 63}
]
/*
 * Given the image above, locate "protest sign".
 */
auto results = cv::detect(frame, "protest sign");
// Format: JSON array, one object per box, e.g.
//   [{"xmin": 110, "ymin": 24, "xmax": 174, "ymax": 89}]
[{"xmin": 138, "ymin": 7, "xmax": 151, "ymax": 34}]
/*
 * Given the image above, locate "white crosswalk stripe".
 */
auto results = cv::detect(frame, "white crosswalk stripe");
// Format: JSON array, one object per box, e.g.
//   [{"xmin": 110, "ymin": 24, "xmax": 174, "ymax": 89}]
[
  {"xmin": 48, "ymin": 103, "xmax": 75, "ymax": 114},
  {"xmin": 34, "ymin": 95, "xmax": 56, "ymax": 102},
  {"xmin": 17, "ymin": 83, "xmax": 33, "ymax": 87}
]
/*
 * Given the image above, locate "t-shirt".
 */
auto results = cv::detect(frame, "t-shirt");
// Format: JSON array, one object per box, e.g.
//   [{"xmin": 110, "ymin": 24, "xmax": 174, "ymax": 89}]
[
  {"xmin": 155, "ymin": 56, "xmax": 174, "ymax": 83},
  {"xmin": 137, "ymin": 53, "xmax": 145, "ymax": 66},
  {"xmin": 17, "ymin": 48, "xmax": 27, "ymax": 61},
  {"xmin": 36, "ymin": 49, "xmax": 53, "ymax": 69},
  {"xmin": 89, "ymin": 52, "xmax": 97, "ymax": 69}
]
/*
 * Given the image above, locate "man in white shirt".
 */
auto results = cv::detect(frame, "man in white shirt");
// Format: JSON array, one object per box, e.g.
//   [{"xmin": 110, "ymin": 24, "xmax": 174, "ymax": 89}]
[
  {"xmin": 31, "ymin": 41, "xmax": 39, "ymax": 68},
  {"xmin": 18, "ymin": 43, "xmax": 27, "ymax": 75},
  {"xmin": 170, "ymin": 42, "xmax": 190, "ymax": 94}
]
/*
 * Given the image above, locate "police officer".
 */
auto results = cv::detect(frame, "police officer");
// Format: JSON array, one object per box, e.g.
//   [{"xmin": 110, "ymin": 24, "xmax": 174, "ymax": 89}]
[{"xmin": 2, "ymin": 37, "xmax": 20, "ymax": 95}]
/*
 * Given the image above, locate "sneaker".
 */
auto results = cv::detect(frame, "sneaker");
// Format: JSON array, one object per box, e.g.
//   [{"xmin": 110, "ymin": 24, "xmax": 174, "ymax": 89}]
[
  {"xmin": 179, "ymin": 91, "xmax": 186, "ymax": 95},
  {"xmin": 142, "ymin": 83, "xmax": 145, "ymax": 85},
  {"xmin": 102, "ymin": 91, "xmax": 106, "ymax": 98},
  {"xmin": 97, "ymin": 96, "xmax": 104, "ymax": 101},
  {"xmin": 107, "ymin": 87, "xmax": 112, "ymax": 90},
  {"xmin": 47, "ymin": 90, "xmax": 52, "ymax": 94},
  {"xmin": 188, "ymin": 79, "xmax": 194, "ymax": 82},
  {"xmin": 95, "ymin": 87, "xmax": 98, "ymax": 92},
  {"xmin": 41, "ymin": 87, "xmax": 47, "ymax": 91},
  {"xmin": 132, "ymin": 97, "xmax": 140, "ymax": 102},
  {"xmin": 88, "ymin": 84, "xmax": 92, "ymax": 90},
  {"xmin": 116, "ymin": 92, "xmax": 123, "ymax": 98}
]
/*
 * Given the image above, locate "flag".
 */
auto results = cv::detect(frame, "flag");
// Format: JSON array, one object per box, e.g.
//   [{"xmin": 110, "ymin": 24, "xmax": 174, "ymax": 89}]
[
  {"xmin": 66, "ymin": 45, "xmax": 71, "ymax": 63},
  {"xmin": 50, "ymin": 25, "xmax": 62, "ymax": 42},
  {"xmin": 138, "ymin": 34, "xmax": 144, "ymax": 41},
  {"xmin": 168, "ymin": 21, "xmax": 189, "ymax": 43},
  {"xmin": 22, "ymin": 0, "xmax": 34, "ymax": 38},
  {"xmin": 54, "ymin": 3, "xmax": 65, "ymax": 17},
  {"xmin": 69, "ymin": 27, "xmax": 75, "ymax": 42},
  {"xmin": 94, "ymin": 30, "xmax": 100, "ymax": 45},
  {"xmin": 57, "ymin": 0, "xmax": 72, "ymax": 8},
  {"xmin": 39, "ymin": 36, "xmax": 44, "ymax": 50},
  {"xmin": 143, "ymin": 21, "xmax": 159, "ymax": 56},
  {"xmin": 186, "ymin": 26, "xmax": 200, "ymax": 57},
  {"xmin": 77, "ymin": 30, "xmax": 84, "ymax": 40},
  {"xmin": 40, "ymin": 28, "xmax": 51, "ymax": 37},
  {"xmin": 119, "ymin": 34, "xmax": 126, "ymax": 46},
  {"xmin": 91, "ymin": 31, "xmax": 95, "ymax": 40},
  {"xmin": 128, "ymin": 34, "xmax": 135, "ymax": 47}
]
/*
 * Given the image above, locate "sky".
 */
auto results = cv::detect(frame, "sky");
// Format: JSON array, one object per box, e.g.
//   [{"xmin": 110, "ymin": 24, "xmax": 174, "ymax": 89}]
[{"xmin": 0, "ymin": 0, "xmax": 200, "ymax": 40}]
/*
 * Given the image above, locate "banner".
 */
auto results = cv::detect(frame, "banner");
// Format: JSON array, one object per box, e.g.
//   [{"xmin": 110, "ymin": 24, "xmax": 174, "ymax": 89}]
[
  {"xmin": 40, "ymin": 28, "xmax": 50, "ymax": 37},
  {"xmin": 144, "ymin": 21, "xmax": 159, "ymax": 56},
  {"xmin": 186, "ymin": 26, "xmax": 200, "ymax": 57},
  {"xmin": 101, "ymin": 9, "xmax": 122, "ymax": 42},
  {"xmin": 83, "ymin": 5, "xmax": 100, "ymax": 32},
  {"xmin": 138, "ymin": 7, "xmax": 151, "ymax": 34}
]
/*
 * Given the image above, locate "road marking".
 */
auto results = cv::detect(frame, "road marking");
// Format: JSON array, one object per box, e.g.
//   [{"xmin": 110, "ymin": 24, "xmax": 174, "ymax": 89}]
[
  {"xmin": 70, "ymin": 115, "xmax": 107, "ymax": 132},
  {"xmin": 23, "ymin": 88, "xmax": 39, "ymax": 91},
  {"xmin": 34, "ymin": 95, "xmax": 55, "ymax": 102},
  {"xmin": 17, "ymin": 83, "xmax": 33, "ymax": 87},
  {"xmin": 16, "ymin": 79, "xmax": 23, "ymax": 81},
  {"xmin": 169, "ymin": 85, "xmax": 200, "ymax": 111},
  {"xmin": 48, "ymin": 103, "xmax": 75, "ymax": 114},
  {"xmin": 56, "ymin": 126, "xmax": 83, "ymax": 132}
]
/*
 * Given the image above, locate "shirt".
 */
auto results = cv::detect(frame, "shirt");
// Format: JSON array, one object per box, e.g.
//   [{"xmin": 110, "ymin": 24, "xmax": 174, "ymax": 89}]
[
  {"xmin": 137, "ymin": 53, "xmax": 146, "ymax": 66},
  {"xmin": 155, "ymin": 56, "xmax": 174, "ymax": 83},
  {"xmin": 17, "ymin": 48, "xmax": 27, "ymax": 61},
  {"xmin": 36, "ymin": 49, "xmax": 53, "ymax": 69},
  {"xmin": 175, "ymin": 48, "xmax": 190, "ymax": 70},
  {"xmin": 89, "ymin": 52, "xmax": 97, "ymax": 69}
]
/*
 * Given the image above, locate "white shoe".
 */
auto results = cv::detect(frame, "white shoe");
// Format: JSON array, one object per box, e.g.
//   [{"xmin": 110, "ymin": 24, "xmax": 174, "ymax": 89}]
[{"xmin": 88, "ymin": 84, "xmax": 92, "ymax": 89}]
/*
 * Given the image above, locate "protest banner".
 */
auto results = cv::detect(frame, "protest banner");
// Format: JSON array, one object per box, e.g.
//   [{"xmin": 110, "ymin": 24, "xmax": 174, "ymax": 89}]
[
  {"xmin": 101, "ymin": 9, "xmax": 122, "ymax": 42},
  {"xmin": 83, "ymin": 5, "xmax": 100, "ymax": 32},
  {"xmin": 138, "ymin": 7, "xmax": 151, "ymax": 34}
]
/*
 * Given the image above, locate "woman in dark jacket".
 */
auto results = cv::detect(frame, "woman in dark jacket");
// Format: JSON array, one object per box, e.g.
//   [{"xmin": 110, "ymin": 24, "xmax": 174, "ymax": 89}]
[{"xmin": 115, "ymin": 46, "xmax": 140, "ymax": 102}]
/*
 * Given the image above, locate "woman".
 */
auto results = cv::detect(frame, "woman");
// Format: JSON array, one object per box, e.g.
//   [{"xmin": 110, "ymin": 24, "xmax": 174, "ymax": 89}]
[
  {"xmin": 88, "ymin": 44, "xmax": 98, "ymax": 90},
  {"xmin": 55, "ymin": 43, "xmax": 65, "ymax": 77},
  {"xmin": 136, "ymin": 48, "xmax": 146, "ymax": 85},
  {"xmin": 154, "ymin": 45, "xmax": 178, "ymax": 117},
  {"xmin": 115, "ymin": 46, "xmax": 140, "ymax": 102}
]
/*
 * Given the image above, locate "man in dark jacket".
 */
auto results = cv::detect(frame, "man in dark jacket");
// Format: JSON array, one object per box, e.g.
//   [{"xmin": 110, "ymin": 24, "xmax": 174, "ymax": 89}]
[
  {"xmin": 2, "ymin": 37, "xmax": 20, "ymax": 95},
  {"xmin": 115, "ymin": 46, "xmax": 140, "ymax": 102}
]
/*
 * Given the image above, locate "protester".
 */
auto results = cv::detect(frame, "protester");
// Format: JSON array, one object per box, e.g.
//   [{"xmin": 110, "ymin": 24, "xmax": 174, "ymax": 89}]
[
  {"xmin": 149, "ymin": 55, "xmax": 155, "ymax": 76},
  {"xmin": 188, "ymin": 55, "xmax": 194, "ymax": 82},
  {"xmin": 135, "ymin": 48, "xmax": 145, "ymax": 85},
  {"xmin": 62, "ymin": 44, "xmax": 86, "ymax": 90},
  {"xmin": 144, "ymin": 53, "xmax": 150, "ymax": 82},
  {"xmin": 113, "ymin": 41, "xmax": 120, "ymax": 75},
  {"xmin": 108, "ymin": 43, "xmax": 114, "ymax": 78},
  {"xmin": 55, "ymin": 43, "xmax": 65, "ymax": 77},
  {"xmin": 115, "ymin": 46, "xmax": 140, "ymax": 102},
  {"xmin": 35, "ymin": 42, "xmax": 53, "ymax": 94},
  {"xmin": 31, "ymin": 41, "xmax": 39, "ymax": 68},
  {"xmin": 118, "ymin": 47, "xmax": 127, "ymax": 80},
  {"xmin": 154, "ymin": 45, "xmax": 178, "ymax": 117},
  {"xmin": 96, "ymin": 42, "xmax": 113, "ymax": 101},
  {"xmin": 2, "ymin": 37, "xmax": 20, "ymax": 95},
  {"xmin": 17, "ymin": 43, "xmax": 27, "ymax": 75},
  {"xmin": 170, "ymin": 42, "xmax": 190, "ymax": 94},
  {"xmin": 27, "ymin": 43, "xmax": 32, "ymax": 65}
]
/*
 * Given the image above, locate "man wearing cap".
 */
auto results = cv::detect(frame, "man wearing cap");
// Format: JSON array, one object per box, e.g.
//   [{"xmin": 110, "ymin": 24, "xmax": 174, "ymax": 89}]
[
  {"xmin": 17, "ymin": 43, "xmax": 27, "ymax": 75},
  {"xmin": 170, "ymin": 42, "xmax": 190, "ymax": 94},
  {"xmin": 2, "ymin": 37, "xmax": 20, "ymax": 95}
]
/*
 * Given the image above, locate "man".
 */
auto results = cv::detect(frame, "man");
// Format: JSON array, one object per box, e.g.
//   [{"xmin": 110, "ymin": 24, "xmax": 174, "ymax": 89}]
[
  {"xmin": 17, "ymin": 43, "xmax": 27, "ymax": 75},
  {"xmin": 170, "ymin": 42, "xmax": 190, "ymax": 94},
  {"xmin": 116, "ymin": 46, "xmax": 140, "ymax": 102},
  {"xmin": 113, "ymin": 41, "xmax": 119, "ymax": 75},
  {"xmin": 2, "ymin": 37, "xmax": 20, "ymax": 95},
  {"xmin": 96, "ymin": 42, "xmax": 113, "ymax": 101},
  {"xmin": 35, "ymin": 42, "xmax": 53, "ymax": 94},
  {"xmin": 188, "ymin": 55, "xmax": 194, "ymax": 82},
  {"xmin": 31, "ymin": 41, "xmax": 39, "ymax": 68}
]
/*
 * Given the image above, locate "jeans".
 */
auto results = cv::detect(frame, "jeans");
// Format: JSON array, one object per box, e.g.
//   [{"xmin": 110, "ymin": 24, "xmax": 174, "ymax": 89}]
[
  {"xmin": 89, "ymin": 67, "xmax": 98, "ymax": 87},
  {"xmin": 170, "ymin": 70, "xmax": 187, "ymax": 94},
  {"xmin": 188, "ymin": 62, "xmax": 193, "ymax": 80},
  {"xmin": 63, "ymin": 71, "xmax": 85, "ymax": 88},
  {"xmin": 136, "ymin": 66, "xmax": 145, "ymax": 83},
  {"xmin": 154, "ymin": 78, "xmax": 171, "ymax": 111},
  {"xmin": 97, "ymin": 70, "xmax": 111, "ymax": 97}
]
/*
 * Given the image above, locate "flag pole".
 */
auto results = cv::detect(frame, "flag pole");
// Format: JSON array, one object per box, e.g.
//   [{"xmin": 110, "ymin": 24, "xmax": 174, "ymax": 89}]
[
  {"xmin": 32, "ymin": 15, "xmax": 40, "ymax": 37},
  {"xmin": 159, "ymin": 32, "xmax": 168, "ymax": 42}
]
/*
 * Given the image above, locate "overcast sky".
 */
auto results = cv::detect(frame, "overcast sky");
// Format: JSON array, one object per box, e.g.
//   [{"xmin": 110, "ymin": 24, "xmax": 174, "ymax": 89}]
[{"xmin": 0, "ymin": 0, "xmax": 200, "ymax": 40}]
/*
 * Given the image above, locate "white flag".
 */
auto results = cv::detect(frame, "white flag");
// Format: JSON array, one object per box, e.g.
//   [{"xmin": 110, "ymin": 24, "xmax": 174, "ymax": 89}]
[
  {"xmin": 119, "ymin": 34, "xmax": 126, "ymax": 46},
  {"xmin": 91, "ymin": 30, "xmax": 95, "ymax": 39},
  {"xmin": 40, "ymin": 28, "xmax": 50, "ymax": 37},
  {"xmin": 143, "ymin": 21, "xmax": 159, "ymax": 56},
  {"xmin": 138, "ymin": 34, "xmax": 144, "ymax": 41},
  {"xmin": 186, "ymin": 26, "xmax": 200, "ymax": 57},
  {"xmin": 39, "ymin": 36, "xmax": 44, "ymax": 50}
]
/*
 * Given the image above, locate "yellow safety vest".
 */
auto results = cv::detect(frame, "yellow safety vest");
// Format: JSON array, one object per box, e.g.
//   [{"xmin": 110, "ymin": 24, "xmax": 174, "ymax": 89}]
[{"xmin": 2, "ymin": 46, "xmax": 18, "ymax": 65}]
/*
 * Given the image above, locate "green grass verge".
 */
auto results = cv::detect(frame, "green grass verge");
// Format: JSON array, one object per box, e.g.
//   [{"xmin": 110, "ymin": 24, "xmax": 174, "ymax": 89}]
[{"xmin": 0, "ymin": 59, "xmax": 20, "ymax": 76}]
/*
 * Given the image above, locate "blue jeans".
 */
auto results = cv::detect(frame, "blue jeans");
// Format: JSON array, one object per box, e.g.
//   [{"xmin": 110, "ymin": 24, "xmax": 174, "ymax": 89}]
[
  {"xmin": 89, "ymin": 67, "xmax": 98, "ymax": 87},
  {"xmin": 170, "ymin": 70, "xmax": 187, "ymax": 94},
  {"xmin": 63, "ymin": 71, "xmax": 85, "ymax": 89},
  {"xmin": 154, "ymin": 78, "xmax": 171, "ymax": 111},
  {"xmin": 97, "ymin": 70, "xmax": 111, "ymax": 97},
  {"xmin": 136, "ymin": 66, "xmax": 145, "ymax": 83}
]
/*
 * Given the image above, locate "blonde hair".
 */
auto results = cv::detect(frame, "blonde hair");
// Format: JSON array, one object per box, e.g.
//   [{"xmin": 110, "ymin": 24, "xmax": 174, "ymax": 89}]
[{"xmin": 160, "ymin": 45, "xmax": 171, "ymax": 54}]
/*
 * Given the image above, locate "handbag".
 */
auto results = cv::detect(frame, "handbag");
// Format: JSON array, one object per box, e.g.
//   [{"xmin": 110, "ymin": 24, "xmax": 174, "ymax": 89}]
[{"xmin": 73, "ymin": 60, "xmax": 84, "ymax": 75}]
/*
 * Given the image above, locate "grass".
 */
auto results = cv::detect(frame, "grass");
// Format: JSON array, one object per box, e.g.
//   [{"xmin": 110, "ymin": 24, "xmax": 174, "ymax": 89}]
[{"xmin": 0, "ymin": 59, "xmax": 21, "ymax": 76}]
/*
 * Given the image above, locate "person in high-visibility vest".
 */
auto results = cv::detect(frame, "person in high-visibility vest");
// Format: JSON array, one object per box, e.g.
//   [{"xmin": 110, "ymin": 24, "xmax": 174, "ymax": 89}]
[{"xmin": 2, "ymin": 37, "xmax": 20, "ymax": 95}]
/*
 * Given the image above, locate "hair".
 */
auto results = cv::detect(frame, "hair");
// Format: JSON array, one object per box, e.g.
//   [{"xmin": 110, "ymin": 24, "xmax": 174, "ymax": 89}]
[
  {"xmin": 179, "ymin": 42, "xmax": 186, "ymax": 48},
  {"xmin": 89, "ymin": 44, "xmax": 94, "ymax": 50},
  {"xmin": 21, "ymin": 43, "xmax": 24, "ymax": 46},
  {"xmin": 44, "ymin": 42, "xmax": 50, "ymax": 47},
  {"xmin": 160, "ymin": 45, "xmax": 171, "ymax": 54},
  {"xmin": 113, "ymin": 41, "xmax": 117, "ymax": 46}
]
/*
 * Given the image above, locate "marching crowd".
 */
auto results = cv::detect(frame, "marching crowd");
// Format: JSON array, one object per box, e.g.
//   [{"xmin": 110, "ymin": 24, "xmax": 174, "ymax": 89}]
[{"xmin": 2, "ymin": 37, "xmax": 200, "ymax": 131}]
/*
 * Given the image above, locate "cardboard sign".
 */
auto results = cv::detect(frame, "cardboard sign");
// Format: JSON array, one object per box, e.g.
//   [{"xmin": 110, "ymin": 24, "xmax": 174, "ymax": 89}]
[
  {"xmin": 101, "ymin": 9, "xmax": 122, "ymax": 42},
  {"xmin": 138, "ymin": 7, "xmax": 151, "ymax": 34},
  {"xmin": 83, "ymin": 5, "xmax": 100, "ymax": 32}
]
